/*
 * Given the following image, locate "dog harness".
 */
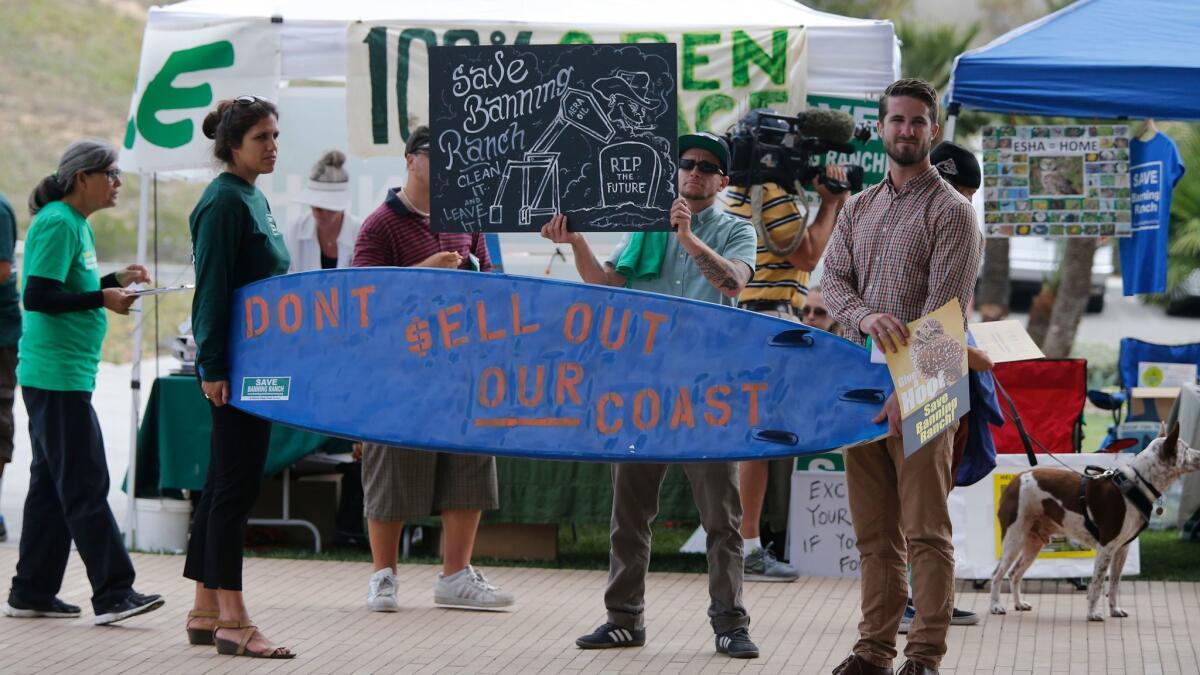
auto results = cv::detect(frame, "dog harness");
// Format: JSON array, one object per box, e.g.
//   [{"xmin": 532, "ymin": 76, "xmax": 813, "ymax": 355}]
[{"xmin": 1079, "ymin": 465, "xmax": 1162, "ymax": 545}]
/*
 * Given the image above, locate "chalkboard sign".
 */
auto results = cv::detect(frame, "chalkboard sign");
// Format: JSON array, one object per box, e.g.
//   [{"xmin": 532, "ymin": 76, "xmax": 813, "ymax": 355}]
[{"xmin": 429, "ymin": 43, "xmax": 678, "ymax": 233}]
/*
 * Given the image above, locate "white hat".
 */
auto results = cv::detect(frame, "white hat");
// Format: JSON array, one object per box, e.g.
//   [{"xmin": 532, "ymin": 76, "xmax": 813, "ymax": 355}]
[{"xmin": 296, "ymin": 149, "xmax": 350, "ymax": 212}]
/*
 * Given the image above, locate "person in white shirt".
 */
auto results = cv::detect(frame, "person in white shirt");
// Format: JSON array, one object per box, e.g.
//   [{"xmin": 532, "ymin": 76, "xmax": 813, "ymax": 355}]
[{"xmin": 283, "ymin": 150, "xmax": 362, "ymax": 271}]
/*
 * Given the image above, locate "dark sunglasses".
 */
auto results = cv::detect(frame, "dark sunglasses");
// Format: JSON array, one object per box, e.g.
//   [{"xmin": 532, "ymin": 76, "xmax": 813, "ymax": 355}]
[
  {"xmin": 223, "ymin": 95, "xmax": 268, "ymax": 123},
  {"xmin": 679, "ymin": 158, "xmax": 724, "ymax": 175},
  {"xmin": 802, "ymin": 306, "xmax": 828, "ymax": 317}
]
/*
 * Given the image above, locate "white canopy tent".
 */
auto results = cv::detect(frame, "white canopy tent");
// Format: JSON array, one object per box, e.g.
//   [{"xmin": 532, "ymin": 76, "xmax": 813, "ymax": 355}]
[{"xmin": 121, "ymin": 0, "xmax": 900, "ymax": 546}]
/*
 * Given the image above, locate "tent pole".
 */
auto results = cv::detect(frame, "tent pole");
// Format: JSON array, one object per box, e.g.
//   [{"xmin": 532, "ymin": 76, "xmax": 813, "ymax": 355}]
[
  {"xmin": 126, "ymin": 172, "xmax": 150, "ymax": 549},
  {"xmin": 944, "ymin": 102, "xmax": 961, "ymax": 141}
]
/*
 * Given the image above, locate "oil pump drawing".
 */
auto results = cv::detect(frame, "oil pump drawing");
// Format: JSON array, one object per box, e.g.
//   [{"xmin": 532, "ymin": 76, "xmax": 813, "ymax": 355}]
[{"xmin": 489, "ymin": 88, "xmax": 614, "ymax": 226}]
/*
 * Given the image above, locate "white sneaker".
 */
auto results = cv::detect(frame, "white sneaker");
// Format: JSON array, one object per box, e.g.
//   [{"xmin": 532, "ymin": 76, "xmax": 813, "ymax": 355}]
[
  {"xmin": 367, "ymin": 568, "xmax": 400, "ymax": 612},
  {"xmin": 434, "ymin": 565, "xmax": 515, "ymax": 610}
]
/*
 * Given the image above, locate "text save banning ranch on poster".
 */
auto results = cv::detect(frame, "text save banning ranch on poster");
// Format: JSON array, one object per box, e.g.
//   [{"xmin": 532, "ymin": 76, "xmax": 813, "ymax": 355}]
[{"xmin": 430, "ymin": 44, "xmax": 678, "ymax": 233}]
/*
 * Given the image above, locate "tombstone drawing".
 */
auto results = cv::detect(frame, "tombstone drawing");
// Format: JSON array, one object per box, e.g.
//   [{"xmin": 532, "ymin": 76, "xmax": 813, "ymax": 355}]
[{"xmin": 600, "ymin": 142, "xmax": 661, "ymax": 208}]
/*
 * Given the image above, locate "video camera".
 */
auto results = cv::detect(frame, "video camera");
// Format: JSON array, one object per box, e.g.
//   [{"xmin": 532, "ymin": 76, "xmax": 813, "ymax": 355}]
[{"xmin": 726, "ymin": 108, "xmax": 872, "ymax": 195}]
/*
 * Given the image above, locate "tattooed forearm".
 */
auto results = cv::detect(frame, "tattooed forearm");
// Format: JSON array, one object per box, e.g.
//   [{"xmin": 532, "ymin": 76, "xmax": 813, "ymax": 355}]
[{"xmin": 693, "ymin": 248, "xmax": 746, "ymax": 293}]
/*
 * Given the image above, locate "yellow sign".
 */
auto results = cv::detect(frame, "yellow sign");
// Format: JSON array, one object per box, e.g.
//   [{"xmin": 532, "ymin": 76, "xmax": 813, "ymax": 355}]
[{"xmin": 882, "ymin": 299, "xmax": 969, "ymax": 456}]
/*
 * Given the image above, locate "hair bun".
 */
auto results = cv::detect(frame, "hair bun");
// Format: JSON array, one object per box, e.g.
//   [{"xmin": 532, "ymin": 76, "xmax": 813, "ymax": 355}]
[
  {"xmin": 201, "ymin": 105, "xmax": 226, "ymax": 140},
  {"xmin": 310, "ymin": 149, "xmax": 349, "ymax": 184},
  {"xmin": 319, "ymin": 149, "xmax": 346, "ymax": 168}
]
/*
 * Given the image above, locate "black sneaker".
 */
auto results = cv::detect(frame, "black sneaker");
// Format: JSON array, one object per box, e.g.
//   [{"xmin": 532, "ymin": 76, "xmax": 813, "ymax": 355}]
[
  {"xmin": 2, "ymin": 595, "xmax": 82, "ymax": 618},
  {"xmin": 715, "ymin": 627, "xmax": 759, "ymax": 658},
  {"xmin": 93, "ymin": 591, "xmax": 164, "ymax": 625},
  {"xmin": 575, "ymin": 622, "xmax": 646, "ymax": 649},
  {"xmin": 951, "ymin": 606, "xmax": 979, "ymax": 626}
]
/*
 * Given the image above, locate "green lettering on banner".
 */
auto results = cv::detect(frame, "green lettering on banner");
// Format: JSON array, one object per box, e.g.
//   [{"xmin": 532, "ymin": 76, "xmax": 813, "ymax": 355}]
[
  {"xmin": 695, "ymin": 94, "xmax": 734, "ymax": 134},
  {"xmin": 559, "ymin": 31, "xmax": 594, "ymax": 44},
  {"xmin": 749, "ymin": 90, "xmax": 788, "ymax": 111},
  {"xmin": 677, "ymin": 104, "xmax": 692, "ymax": 135},
  {"xmin": 732, "ymin": 29, "xmax": 787, "ymax": 87},
  {"xmin": 396, "ymin": 28, "xmax": 437, "ymax": 142},
  {"xmin": 621, "ymin": 32, "xmax": 668, "ymax": 43},
  {"xmin": 444, "ymin": 29, "xmax": 480, "ymax": 46},
  {"xmin": 682, "ymin": 33, "xmax": 720, "ymax": 91},
  {"xmin": 127, "ymin": 41, "xmax": 234, "ymax": 150},
  {"xmin": 364, "ymin": 27, "xmax": 389, "ymax": 145}
]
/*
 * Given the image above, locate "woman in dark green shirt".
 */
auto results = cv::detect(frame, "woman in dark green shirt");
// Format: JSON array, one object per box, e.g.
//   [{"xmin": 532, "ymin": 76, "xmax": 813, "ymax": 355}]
[
  {"xmin": 182, "ymin": 97, "xmax": 293, "ymax": 659},
  {"xmin": 3, "ymin": 139, "xmax": 163, "ymax": 626}
]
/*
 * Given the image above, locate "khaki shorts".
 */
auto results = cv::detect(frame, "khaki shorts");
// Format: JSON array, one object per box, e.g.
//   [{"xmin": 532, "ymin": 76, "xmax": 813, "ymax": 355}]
[{"xmin": 361, "ymin": 444, "xmax": 499, "ymax": 522}]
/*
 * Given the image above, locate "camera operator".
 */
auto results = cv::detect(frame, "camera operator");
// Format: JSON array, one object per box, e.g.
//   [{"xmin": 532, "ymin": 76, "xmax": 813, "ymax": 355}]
[{"xmin": 722, "ymin": 165, "xmax": 849, "ymax": 583}]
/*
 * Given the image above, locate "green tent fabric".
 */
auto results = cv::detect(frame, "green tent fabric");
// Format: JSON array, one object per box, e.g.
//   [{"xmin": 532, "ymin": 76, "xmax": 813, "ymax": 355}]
[{"xmin": 615, "ymin": 232, "xmax": 669, "ymax": 281}]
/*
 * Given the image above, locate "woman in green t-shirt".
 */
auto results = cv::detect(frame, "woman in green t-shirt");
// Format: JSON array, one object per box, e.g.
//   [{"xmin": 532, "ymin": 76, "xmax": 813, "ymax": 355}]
[
  {"xmin": 182, "ymin": 97, "xmax": 293, "ymax": 659},
  {"xmin": 3, "ymin": 139, "xmax": 164, "ymax": 626}
]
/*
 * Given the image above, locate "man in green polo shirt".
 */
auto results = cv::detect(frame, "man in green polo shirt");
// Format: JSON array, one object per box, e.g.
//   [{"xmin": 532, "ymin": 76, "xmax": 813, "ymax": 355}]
[
  {"xmin": 541, "ymin": 133, "xmax": 760, "ymax": 659},
  {"xmin": 0, "ymin": 192, "xmax": 19, "ymax": 542}
]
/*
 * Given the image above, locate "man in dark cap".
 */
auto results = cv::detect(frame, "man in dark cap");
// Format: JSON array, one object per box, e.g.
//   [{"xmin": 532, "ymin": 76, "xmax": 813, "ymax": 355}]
[
  {"xmin": 931, "ymin": 141, "xmax": 981, "ymax": 201},
  {"xmin": 542, "ymin": 132, "xmax": 761, "ymax": 659}
]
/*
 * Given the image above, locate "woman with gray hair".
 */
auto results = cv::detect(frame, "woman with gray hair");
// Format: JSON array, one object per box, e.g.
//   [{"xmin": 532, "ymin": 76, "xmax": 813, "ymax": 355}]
[
  {"xmin": 2, "ymin": 139, "xmax": 164, "ymax": 625},
  {"xmin": 283, "ymin": 149, "xmax": 362, "ymax": 271}
]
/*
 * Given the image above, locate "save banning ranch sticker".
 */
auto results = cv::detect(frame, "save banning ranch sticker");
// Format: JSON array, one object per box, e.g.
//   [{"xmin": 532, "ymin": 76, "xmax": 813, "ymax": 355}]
[{"xmin": 241, "ymin": 376, "xmax": 291, "ymax": 401}]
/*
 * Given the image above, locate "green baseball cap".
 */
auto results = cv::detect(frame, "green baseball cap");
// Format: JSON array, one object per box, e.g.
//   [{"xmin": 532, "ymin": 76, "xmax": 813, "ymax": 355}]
[{"xmin": 679, "ymin": 132, "xmax": 730, "ymax": 174}]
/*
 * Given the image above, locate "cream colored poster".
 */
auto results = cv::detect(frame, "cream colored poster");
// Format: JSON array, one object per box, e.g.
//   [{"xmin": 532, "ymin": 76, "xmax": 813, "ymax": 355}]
[{"xmin": 346, "ymin": 23, "xmax": 806, "ymax": 157}]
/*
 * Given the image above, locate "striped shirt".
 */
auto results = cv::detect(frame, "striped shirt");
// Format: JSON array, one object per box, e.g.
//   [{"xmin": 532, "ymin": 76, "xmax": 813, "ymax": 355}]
[
  {"xmin": 352, "ymin": 188, "xmax": 492, "ymax": 270},
  {"xmin": 722, "ymin": 183, "xmax": 810, "ymax": 307},
  {"xmin": 822, "ymin": 166, "xmax": 982, "ymax": 345}
]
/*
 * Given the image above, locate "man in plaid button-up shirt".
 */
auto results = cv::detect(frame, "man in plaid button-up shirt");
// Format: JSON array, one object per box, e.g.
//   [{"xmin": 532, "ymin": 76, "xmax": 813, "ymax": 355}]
[{"xmin": 825, "ymin": 79, "xmax": 982, "ymax": 675}]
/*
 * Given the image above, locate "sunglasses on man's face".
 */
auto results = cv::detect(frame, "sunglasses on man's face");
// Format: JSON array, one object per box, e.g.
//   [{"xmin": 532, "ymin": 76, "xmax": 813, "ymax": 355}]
[
  {"xmin": 678, "ymin": 158, "xmax": 724, "ymax": 175},
  {"xmin": 802, "ymin": 306, "xmax": 828, "ymax": 318}
]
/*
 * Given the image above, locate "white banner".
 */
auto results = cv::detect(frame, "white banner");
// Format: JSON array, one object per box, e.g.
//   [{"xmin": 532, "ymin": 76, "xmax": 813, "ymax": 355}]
[
  {"xmin": 346, "ymin": 24, "xmax": 806, "ymax": 157},
  {"xmin": 789, "ymin": 453, "xmax": 1140, "ymax": 579},
  {"xmin": 120, "ymin": 20, "xmax": 281, "ymax": 173}
]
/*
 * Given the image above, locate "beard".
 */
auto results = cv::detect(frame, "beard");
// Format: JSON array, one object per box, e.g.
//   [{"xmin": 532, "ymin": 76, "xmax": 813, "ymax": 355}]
[{"xmin": 884, "ymin": 136, "xmax": 931, "ymax": 166}]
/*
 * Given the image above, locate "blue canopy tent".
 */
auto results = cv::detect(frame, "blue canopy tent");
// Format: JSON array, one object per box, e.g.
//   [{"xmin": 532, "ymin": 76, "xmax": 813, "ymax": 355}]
[{"xmin": 944, "ymin": 0, "xmax": 1200, "ymax": 134}]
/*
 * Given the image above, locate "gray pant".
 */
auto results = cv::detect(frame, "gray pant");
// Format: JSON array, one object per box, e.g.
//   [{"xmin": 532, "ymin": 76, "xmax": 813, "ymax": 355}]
[{"xmin": 605, "ymin": 462, "xmax": 749, "ymax": 634}]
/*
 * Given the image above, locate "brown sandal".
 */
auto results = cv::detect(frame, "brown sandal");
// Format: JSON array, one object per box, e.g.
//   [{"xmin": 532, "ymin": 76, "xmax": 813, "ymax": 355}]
[
  {"xmin": 185, "ymin": 609, "xmax": 219, "ymax": 645},
  {"xmin": 214, "ymin": 620, "xmax": 296, "ymax": 659}
]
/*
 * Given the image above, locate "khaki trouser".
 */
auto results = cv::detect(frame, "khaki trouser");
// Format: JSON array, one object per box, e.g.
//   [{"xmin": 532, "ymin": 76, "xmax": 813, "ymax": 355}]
[
  {"xmin": 845, "ymin": 424, "xmax": 957, "ymax": 669},
  {"xmin": 605, "ymin": 462, "xmax": 749, "ymax": 634}
]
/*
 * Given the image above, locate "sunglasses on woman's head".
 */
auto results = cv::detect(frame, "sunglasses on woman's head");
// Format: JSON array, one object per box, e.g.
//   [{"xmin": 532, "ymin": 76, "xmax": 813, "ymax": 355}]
[{"xmin": 678, "ymin": 158, "xmax": 724, "ymax": 175}]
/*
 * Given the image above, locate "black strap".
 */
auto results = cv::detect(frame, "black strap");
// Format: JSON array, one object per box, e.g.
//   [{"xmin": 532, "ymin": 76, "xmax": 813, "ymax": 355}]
[
  {"xmin": 1079, "ymin": 475, "xmax": 1102, "ymax": 540},
  {"xmin": 994, "ymin": 380, "xmax": 1038, "ymax": 466}
]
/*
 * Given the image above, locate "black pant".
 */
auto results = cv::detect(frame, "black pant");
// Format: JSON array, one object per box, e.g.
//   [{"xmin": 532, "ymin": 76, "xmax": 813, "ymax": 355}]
[
  {"xmin": 0, "ymin": 346, "xmax": 17, "ymax": 462},
  {"xmin": 10, "ymin": 386, "xmax": 135, "ymax": 612},
  {"xmin": 183, "ymin": 399, "xmax": 271, "ymax": 590}
]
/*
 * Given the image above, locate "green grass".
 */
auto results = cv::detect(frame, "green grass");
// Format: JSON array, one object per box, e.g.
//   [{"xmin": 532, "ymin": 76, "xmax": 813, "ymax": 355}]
[{"xmin": 1136, "ymin": 530, "xmax": 1200, "ymax": 582}]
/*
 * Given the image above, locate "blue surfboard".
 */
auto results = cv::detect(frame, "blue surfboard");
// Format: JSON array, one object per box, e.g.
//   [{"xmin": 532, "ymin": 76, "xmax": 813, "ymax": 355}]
[{"xmin": 228, "ymin": 268, "xmax": 890, "ymax": 462}]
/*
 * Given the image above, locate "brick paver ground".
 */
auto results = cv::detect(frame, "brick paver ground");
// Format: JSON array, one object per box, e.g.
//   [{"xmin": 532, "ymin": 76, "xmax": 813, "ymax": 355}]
[{"xmin": 0, "ymin": 548, "xmax": 1196, "ymax": 674}]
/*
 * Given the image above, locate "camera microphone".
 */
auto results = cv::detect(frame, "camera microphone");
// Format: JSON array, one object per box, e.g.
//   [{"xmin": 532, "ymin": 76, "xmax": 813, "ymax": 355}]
[{"xmin": 797, "ymin": 108, "xmax": 856, "ymax": 146}]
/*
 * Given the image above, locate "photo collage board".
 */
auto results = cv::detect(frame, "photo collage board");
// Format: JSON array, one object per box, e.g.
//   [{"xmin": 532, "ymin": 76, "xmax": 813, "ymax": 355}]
[{"xmin": 982, "ymin": 124, "xmax": 1132, "ymax": 238}]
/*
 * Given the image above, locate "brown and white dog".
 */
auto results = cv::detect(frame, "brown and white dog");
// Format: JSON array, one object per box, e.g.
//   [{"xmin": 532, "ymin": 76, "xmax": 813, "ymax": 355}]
[{"xmin": 990, "ymin": 423, "xmax": 1200, "ymax": 621}]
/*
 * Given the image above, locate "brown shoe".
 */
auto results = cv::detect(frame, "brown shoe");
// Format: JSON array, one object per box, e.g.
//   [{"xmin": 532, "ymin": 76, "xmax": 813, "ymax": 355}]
[
  {"xmin": 832, "ymin": 653, "xmax": 893, "ymax": 674},
  {"xmin": 896, "ymin": 660, "xmax": 938, "ymax": 675}
]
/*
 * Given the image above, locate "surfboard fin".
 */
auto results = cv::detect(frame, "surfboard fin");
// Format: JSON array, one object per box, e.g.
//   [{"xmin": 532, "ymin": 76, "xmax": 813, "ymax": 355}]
[
  {"xmin": 767, "ymin": 328, "xmax": 813, "ymax": 348},
  {"xmin": 839, "ymin": 388, "xmax": 887, "ymax": 404},
  {"xmin": 752, "ymin": 429, "xmax": 799, "ymax": 446}
]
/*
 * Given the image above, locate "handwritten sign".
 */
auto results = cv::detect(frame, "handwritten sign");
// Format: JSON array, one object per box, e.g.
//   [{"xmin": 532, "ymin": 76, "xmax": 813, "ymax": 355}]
[
  {"xmin": 982, "ymin": 124, "xmax": 1132, "ymax": 238},
  {"xmin": 883, "ymin": 300, "xmax": 970, "ymax": 457},
  {"xmin": 787, "ymin": 471, "xmax": 858, "ymax": 576},
  {"xmin": 227, "ymin": 268, "xmax": 892, "ymax": 462},
  {"xmin": 427, "ymin": 43, "xmax": 677, "ymax": 233}
]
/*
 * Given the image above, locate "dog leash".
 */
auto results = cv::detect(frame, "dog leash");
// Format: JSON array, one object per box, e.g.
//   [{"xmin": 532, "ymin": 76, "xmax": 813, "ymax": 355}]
[{"xmin": 993, "ymin": 379, "xmax": 1091, "ymax": 476}]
